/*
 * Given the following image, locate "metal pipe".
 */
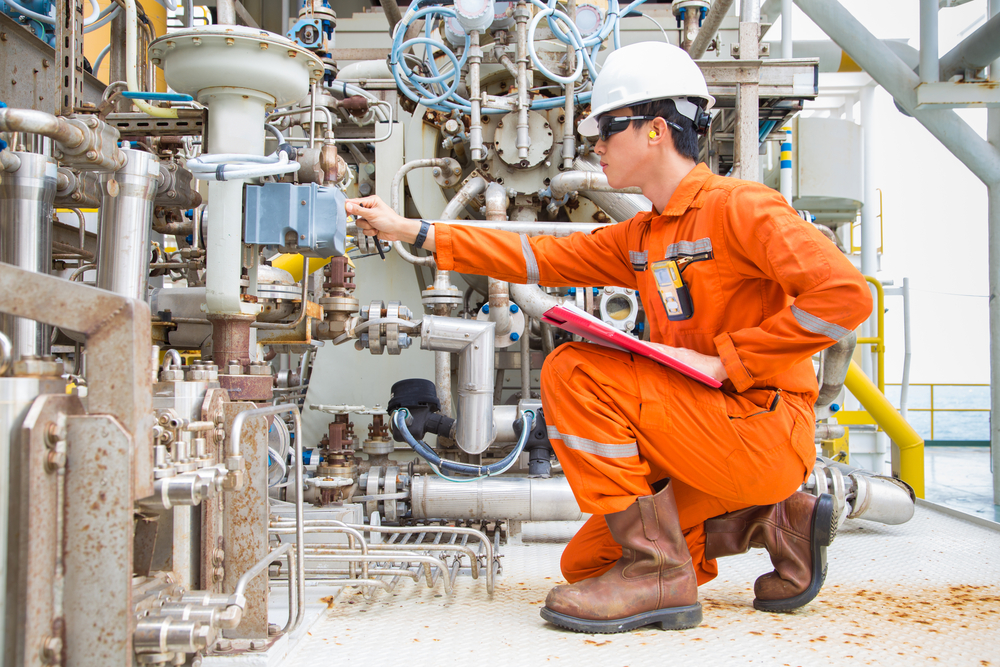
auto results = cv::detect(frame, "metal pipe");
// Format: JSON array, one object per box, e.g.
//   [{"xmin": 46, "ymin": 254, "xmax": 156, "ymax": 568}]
[
  {"xmin": 571, "ymin": 155, "xmax": 652, "ymax": 221},
  {"xmin": 815, "ymin": 331, "xmax": 857, "ymax": 408},
  {"xmin": 0, "ymin": 153, "xmax": 57, "ymax": 359},
  {"xmin": 509, "ymin": 283, "xmax": 562, "ymax": 320},
  {"xmin": 484, "ymin": 183, "xmax": 513, "ymax": 337},
  {"xmin": 919, "ymin": 0, "xmax": 939, "ymax": 84},
  {"xmin": 422, "ymin": 220, "xmax": 608, "ymax": 236},
  {"xmin": 469, "ymin": 30, "xmax": 484, "ymax": 161},
  {"xmin": 183, "ymin": 0, "xmax": 193, "ymax": 28},
  {"xmin": 97, "ymin": 149, "xmax": 160, "ymax": 301},
  {"xmin": 216, "ymin": 0, "xmax": 236, "ymax": 25},
  {"xmin": 780, "ymin": 0, "xmax": 792, "ymax": 59},
  {"xmin": 549, "ymin": 170, "xmax": 643, "ymax": 199},
  {"xmin": 410, "ymin": 475, "xmax": 582, "ymax": 521},
  {"xmin": 441, "ymin": 176, "xmax": 487, "ymax": 220},
  {"xmin": 520, "ymin": 317, "xmax": 531, "ymax": 399},
  {"xmin": 844, "ymin": 361, "xmax": 924, "ymax": 498},
  {"xmin": 0, "ymin": 108, "xmax": 86, "ymax": 148},
  {"xmin": 690, "ymin": 0, "xmax": 734, "ymax": 60},
  {"xmin": 381, "ymin": 0, "xmax": 403, "ymax": 35},
  {"xmin": 389, "ymin": 158, "xmax": 459, "ymax": 266},
  {"xmin": 515, "ymin": 5, "xmax": 530, "ymax": 162},
  {"xmin": 420, "ymin": 317, "xmax": 496, "ymax": 454},
  {"xmin": 228, "ymin": 404, "xmax": 306, "ymax": 631}
]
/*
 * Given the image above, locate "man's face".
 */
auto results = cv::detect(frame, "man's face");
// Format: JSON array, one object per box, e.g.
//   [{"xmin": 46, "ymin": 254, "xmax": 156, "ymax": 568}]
[{"xmin": 593, "ymin": 107, "xmax": 647, "ymax": 189}]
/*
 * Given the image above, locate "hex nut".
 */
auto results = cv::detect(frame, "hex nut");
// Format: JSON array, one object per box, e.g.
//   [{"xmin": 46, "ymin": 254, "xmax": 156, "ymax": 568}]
[
  {"xmin": 159, "ymin": 368, "xmax": 185, "ymax": 382},
  {"xmin": 248, "ymin": 363, "xmax": 271, "ymax": 376}
]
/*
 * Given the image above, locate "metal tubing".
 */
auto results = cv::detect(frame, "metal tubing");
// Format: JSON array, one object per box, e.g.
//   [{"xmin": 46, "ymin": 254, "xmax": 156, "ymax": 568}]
[
  {"xmin": 410, "ymin": 475, "xmax": 583, "ymax": 521},
  {"xmin": 850, "ymin": 474, "xmax": 916, "ymax": 525},
  {"xmin": 216, "ymin": 0, "xmax": 236, "ymax": 24},
  {"xmin": 420, "ymin": 316, "xmax": 496, "ymax": 454},
  {"xmin": 484, "ymin": 183, "xmax": 513, "ymax": 336},
  {"xmin": 228, "ymin": 404, "xmax": 306, "ymax": 631},
  {"xmin": 509, "ymin": 283, "xmax": 562, "ymax": 319},
  {"xmin": 469, "ymin": 30, "xmax": 484, "ymax": 161},
  {"xmin": 515, "ymin": 6, "xmax": 530, "ymax": 161},
  {"xmin": 780, "ymin": 0, "xmax": 792, "ymax": 59},
  {"xmin": 549, "ymin": 170, "xmax": 642, "ymax": 199},
  {"xmin": 0, "ymin": 108, "xmax": 86, "ymax": 148},
  {"xmin": 792, "ymin": 0, "xmax": 1000, "ymax": 186},
  {"xmin": 441, "ymin": 176, "xmax": 488, "ymax": 220},
  {"xmin": 571, "ymin": 155, "xmax": 652, "ymax": 221},
  {"xmin": 423, "ymin": 220, "xmax": 608, "ymax": 236},
  {"xmin": 919, "ymin": 0, "xmax": 939, "ymax": 84},
  {"xmin": 0, "ymin": 153, "xmax": 57, "ymax": 359},
  {"xmin": 844, "ymin": 361, "xmax": 924, "ymax": 498},
  {"xmin": 97, "ymin": 149, "xmax": 160, "ymax": 301},
  {"xmin": 389, "ymin": 158, "xmax": 459, "ymax": 266},
  {"xmin": 520, "ymin": 316, "xmax": 531, "ymax": 399},
  {"xmin": 690, "ymin": 0, "xmax": 734, "ymax": 60},
  {"xmin": 815, "ymin": 331, "xmax": 857, "ymax": 408}
]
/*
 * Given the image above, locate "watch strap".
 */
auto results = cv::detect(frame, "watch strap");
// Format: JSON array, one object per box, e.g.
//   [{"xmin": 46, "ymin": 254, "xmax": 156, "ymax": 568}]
[{"xmin": 414, "ymin": 219, "xmax": 431, "ymax": 249}]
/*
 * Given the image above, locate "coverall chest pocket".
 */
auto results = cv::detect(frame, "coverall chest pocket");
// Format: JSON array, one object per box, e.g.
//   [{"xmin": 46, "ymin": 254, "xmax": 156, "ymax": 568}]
[{"xmin": 666, "ymin": 257, "xmax": 724, "ymax": 333}]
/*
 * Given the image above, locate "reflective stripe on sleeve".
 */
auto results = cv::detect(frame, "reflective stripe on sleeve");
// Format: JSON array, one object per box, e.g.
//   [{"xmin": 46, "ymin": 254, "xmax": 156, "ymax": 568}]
[
  {"xmin": 520, "ymin": 234, "xmax": 540, "ymax": 284},
  {"xmin": 791, "ymin": 305, "xmax": 852, "ymax": 341},
  {"xmin": 665, "ymin": 238, "xmax": 713, "ymax": 257},
  {"xmin": 546, "ymin": 426, "xmax": 639, "ymax": 458}
]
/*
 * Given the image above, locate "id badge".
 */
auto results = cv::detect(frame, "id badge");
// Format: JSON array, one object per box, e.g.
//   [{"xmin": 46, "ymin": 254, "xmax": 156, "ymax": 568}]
[{"xmin": 651, "ymin": 259, "xmax": 694, "ymax": 321}]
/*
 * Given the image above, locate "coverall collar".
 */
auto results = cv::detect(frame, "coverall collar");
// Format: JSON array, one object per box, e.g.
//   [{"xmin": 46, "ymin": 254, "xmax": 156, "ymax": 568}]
[{"xmin": 652, "ymin": 163, "xmax": 714, "ymax": 218}]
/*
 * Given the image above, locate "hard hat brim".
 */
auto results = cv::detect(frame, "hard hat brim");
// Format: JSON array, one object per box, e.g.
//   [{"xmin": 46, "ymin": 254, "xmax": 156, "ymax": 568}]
[{"xmin": 578, "ymin": 113, "xmax": 599, "ymax": 137}]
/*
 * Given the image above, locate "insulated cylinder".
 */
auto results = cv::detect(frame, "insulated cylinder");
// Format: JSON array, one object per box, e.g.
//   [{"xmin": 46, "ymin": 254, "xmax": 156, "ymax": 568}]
[
  {"xmin": 410, "ymin": 475, "xmax": 582, "ymax": 521},
  {"xmin": 0, "ymin": 153, "xmax": 57, "ymax": 358},
  {"xmin": 97, "ymin": 149, "xmax": 160, "ymax": 301}
]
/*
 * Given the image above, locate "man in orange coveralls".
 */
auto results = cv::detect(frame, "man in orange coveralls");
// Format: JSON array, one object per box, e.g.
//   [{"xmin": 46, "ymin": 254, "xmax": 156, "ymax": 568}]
[{"xmin": 346, "ymin": 41, "xmax": 873, "ymax": 634}]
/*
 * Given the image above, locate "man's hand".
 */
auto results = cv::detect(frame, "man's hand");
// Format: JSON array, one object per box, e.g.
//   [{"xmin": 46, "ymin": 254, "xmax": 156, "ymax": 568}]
[
  {"xmin": 647, "ymin": 342, "xmax": 729, "ymax": 383},
  {"xmin": 345, "ymin": 195, "xmax": 437, "ymax": 252}
]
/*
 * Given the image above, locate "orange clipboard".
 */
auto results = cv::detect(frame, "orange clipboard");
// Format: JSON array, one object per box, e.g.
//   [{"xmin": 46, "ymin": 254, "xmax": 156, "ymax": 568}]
[{"xmin": 541, "ymin": 304, "xmax": 723, "ymax": 388}]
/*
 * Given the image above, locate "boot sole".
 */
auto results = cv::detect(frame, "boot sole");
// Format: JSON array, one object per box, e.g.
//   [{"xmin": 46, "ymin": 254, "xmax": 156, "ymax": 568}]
[
  {"xmin": 753, "ymin": 493, "xmax": 835, "ymax": 613},
  {"xmin": 540, "ymin": 603, "xmax": 702, "ymax": 634}
]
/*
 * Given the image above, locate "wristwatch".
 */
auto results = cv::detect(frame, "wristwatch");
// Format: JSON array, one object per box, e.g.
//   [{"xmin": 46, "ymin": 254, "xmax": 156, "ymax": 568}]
[{"xmin": 414, "ymin": 219, "xmax": 431, "ymax": 249}]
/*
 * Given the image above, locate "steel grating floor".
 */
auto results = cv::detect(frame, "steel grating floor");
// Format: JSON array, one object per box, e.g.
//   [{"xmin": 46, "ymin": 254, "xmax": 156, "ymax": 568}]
[{"xmin": 227, "ymin": 503, "xmax": 1000, "ymax": 667}]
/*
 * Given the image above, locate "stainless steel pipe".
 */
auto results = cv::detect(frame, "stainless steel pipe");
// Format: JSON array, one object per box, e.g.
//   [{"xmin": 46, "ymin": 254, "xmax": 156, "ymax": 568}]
[
  {"xmin": 97, "ymin": 149, "xmax": 160, "ymax": 301},
  {"xmin": 0, "ymin": 152, "xmax": 58, "ymax": 358},
  {"xmin": 421, "ymin": 316, "xmax": 496, "ymax": 454},
  {"xmin": 410, "ymin": 475, "xmax": 583, "ymax": 521}
]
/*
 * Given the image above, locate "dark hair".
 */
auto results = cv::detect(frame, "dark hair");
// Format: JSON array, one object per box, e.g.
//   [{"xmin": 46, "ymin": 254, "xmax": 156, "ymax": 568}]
[{"xmin": 629, "ymin": 98, "xmax": 700, "ymax": 162}]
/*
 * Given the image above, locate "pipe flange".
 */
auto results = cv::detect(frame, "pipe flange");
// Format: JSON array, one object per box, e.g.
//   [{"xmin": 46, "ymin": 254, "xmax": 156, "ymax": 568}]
[
  {"xmin": 475, "ymin": 306, "xmax": 527, "ymax": 349},
  {"xmin": 421, "ymin": 287, "xmax": 464, "ymax": 310}
]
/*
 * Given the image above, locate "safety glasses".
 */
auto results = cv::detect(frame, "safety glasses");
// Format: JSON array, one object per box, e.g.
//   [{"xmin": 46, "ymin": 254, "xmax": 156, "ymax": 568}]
[{"xmin": 597, "ymin": 115, "xmax": 683, "ymax": 141}]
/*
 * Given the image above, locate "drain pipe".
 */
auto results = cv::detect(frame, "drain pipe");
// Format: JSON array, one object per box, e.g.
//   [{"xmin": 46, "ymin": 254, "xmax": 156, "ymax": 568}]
[
  {"xmin": 420, "ymin": 317, "xmax": 497, "ymax": 454},
  {"xmin": 484, "ymin": 183, "xmax": 513, "ymax": 337},
  {"xmin": 468, "ymin": 30, "xmax": 485, "ymax": 161},
  {"xmin": 411, "ymin": 475, "xmax": 582, "ymax": 521},
  {"xmin": 514, "ymin": 3, "xmax": 531, "ymax": 162}
]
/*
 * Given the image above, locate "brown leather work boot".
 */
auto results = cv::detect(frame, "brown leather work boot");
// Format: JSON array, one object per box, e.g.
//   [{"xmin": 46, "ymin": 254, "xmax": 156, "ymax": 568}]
[
  {"xmin": 704, "ymin": 492, "xmax": 836, "ymax": 613},
  {"xmin": 540, "ymin": 480, "xmax": 702, "ymax": 633}
]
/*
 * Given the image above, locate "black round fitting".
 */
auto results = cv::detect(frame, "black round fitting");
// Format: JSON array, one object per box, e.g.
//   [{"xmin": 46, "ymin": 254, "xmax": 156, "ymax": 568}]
[{"xmin": 387, "ymin": 378, "xmax": 440, "ymax": 413}]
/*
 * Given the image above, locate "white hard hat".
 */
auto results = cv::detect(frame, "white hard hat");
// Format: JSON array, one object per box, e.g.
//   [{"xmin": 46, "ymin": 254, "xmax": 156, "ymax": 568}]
[{"xmin": 578, "ymin": 41, "xmax": 715, "ymax": 137}]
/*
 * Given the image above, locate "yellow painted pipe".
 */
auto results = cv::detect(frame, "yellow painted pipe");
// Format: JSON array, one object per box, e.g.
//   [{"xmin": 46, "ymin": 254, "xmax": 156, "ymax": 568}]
[{"xmin": 844, "ymin": 360, "xmax": 924, "ymax": 498}]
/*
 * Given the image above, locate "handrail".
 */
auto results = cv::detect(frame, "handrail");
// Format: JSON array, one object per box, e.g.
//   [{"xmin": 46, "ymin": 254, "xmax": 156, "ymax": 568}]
[
  {"xmin": 885, "ymin": 382, "xmax": 990, "ymax": 441},
  {"xmin": 845, "ymin": 361, "xmax": 924, "ymax": 497},
  {"xmin": 856, "ymin": 275, "xmax": 885, "ymax": 392}
]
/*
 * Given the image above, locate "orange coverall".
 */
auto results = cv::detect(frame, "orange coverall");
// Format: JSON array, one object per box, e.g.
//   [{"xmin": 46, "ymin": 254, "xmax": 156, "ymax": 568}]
[{"xmin": 434, "ymin": 163, "xmax": 873, "ymax": 585}]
